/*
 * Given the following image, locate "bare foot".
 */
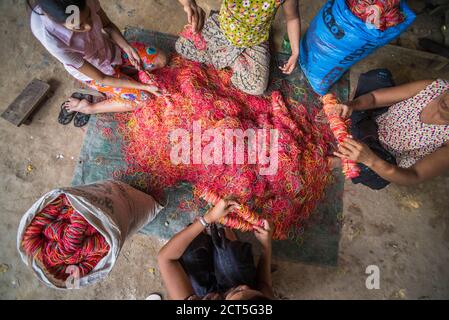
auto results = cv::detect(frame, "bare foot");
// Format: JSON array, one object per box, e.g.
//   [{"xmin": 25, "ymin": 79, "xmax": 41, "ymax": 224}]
[
  {"xmin": 327, "ymin": 156, "xmax": 342, "ymax": 170},
  {"xmin": 64, "ymin": 97, "xmax": 92, "ymax": 114}
]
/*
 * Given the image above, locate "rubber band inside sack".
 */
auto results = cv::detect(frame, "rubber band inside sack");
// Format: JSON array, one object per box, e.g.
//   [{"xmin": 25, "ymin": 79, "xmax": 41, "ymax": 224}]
[
  {"xmin": 200, "ymin": 190, "xmax": 265, "ymax": 232},
  {"xmin": 322, "ymin": 94, "xmax": 361, "ymax": 179}
]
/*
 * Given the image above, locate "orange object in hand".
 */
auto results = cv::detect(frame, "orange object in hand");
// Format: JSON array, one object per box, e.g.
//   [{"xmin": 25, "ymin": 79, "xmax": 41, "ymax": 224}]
[
  {"xmin": 322, "ymin": 94, "xmax": 361, "ymax": 179},
  {"xmin": 200, "ymin": 190, "xmax": 265, "ymax": 232}
]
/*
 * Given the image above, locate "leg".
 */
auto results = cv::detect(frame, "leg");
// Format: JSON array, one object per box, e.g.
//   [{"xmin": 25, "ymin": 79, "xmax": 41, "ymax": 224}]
[
  {"xmin": 64, "ymin": 95, "xmax": 138, "ymax": 114},
  {"xmin": 231, "ymin": 43, "xmax": 271, "ymax": 96},
  {"xmin": 350, "ymin": 69, "xmax": 397, "ymax": 190},
  {"xmin": 87, "ymin": 74, "xmax": 150, "ymax": 111},
  {"xmin": 176, "ymin": 13, "xmax": 243, "ymax": 69},
  {"xmin": 175, "ymin": 35, "xmax": 210, "ymax": 64},
  {"xmin": 65, "ymin": 72, "xmax": 151, "ymax": 114}
]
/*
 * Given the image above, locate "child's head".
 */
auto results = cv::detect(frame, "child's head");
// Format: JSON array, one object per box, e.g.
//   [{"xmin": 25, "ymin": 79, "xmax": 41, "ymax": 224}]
[
  {"xmin": 225, "ymin": 285, "xmax": 271, "ymax": 301},
  {"xmin": 28, "ymin": 0, "xmax": 91, "ymax": 32}
]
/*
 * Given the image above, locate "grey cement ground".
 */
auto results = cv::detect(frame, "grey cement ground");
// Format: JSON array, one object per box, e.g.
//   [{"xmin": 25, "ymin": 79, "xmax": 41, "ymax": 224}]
[{"xmin": 0, "ymin": 0, "xmax": 448, "ymax": 300}]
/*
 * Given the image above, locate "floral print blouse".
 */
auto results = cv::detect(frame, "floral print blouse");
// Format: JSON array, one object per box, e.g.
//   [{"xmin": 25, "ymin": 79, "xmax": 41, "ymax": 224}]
[
  {"xmin": 219, "ymin": 0, "xmax": 285, "ymax": 48},
  {"xmin": 376, "ymin": 79, "xmax": 449, "ymax": 168}
]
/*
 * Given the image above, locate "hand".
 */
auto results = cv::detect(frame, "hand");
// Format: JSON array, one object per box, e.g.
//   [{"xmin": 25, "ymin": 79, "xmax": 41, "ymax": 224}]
[
  {"xmin": 183, "ymin": 1, "xmax": 206, "ymax": 33},
  {"xmin": 124, "ymin": 45, "xmax": 143, "ymax": 71},
  {"xmin": 254, "ymin": 220, "xmax": 274, "ymax": 250},
  {"xmin": 334, "ymin": 138, "xmax": 378, "ymax": 167},
  {"xmin": 316, "ymin": 104, "xmax": 353, "ymax": 123},
  {"xmin": 333, "ymin": 104, "xmax": 353, "ymax": 119},
  {"xmin": 204, "ymin": 198, "xmax": 241, "ymax": 224},
  {"xmin": 279, "ymin": 53, "xmax": 298, "ymax": 75}
]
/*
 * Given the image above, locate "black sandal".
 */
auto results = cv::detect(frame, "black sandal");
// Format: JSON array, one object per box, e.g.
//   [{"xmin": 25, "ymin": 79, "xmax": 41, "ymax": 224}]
[
  {"xmin": 73, "ymin": 93, "xmax": 93, "ymax": 128},
  {"xmin": 74, "ymin": 112, "xmax": 91, "ymax": 128},
  {"xmin": 58, "ymin": 102, "xmax": 76, "ymax": 125}
]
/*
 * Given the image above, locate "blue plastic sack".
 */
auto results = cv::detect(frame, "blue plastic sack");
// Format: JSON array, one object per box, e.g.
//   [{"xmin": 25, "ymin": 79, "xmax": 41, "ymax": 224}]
[{"xmin": 299, "ymin": 0, "xmax": 416, "ymax": 95}]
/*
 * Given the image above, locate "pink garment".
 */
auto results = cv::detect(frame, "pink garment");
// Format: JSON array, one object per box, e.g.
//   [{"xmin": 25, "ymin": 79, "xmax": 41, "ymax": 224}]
[
  {"xmin": 30, "ymin": 0, "xmax": 122, "ymax": 81},
  {"xmin": 376, "ymin": 79, "xmax": 449, "ymax": 168}
]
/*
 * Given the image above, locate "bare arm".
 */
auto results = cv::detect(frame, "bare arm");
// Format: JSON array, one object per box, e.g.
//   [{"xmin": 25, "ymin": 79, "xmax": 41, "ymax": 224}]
[
  {"xmin": 332, "ymin": 80, "xmax": 435, "ymax": 119},
  {"xmin": 77, "ymin": 61, "xmax": 157, "ymax": 92},
  {"xmin": 280, "ymin": 0, "xmax": 301, "ymax": 75},
  {"xmin": 336, "ymin": 139, "xmax": 449, "ymax": 186},
  {"xmin": 253, "ymin": 221, "xmax": 274, "ymax": 299},
  {"xmin": 284, "ymin": 0, "xmax": 301, "ymax": 56},
  {"xmin": 98, "ymin": 9, "xmax": 129, "ymax": 51},
  {"xmin": 369, "ymin": 143, "xmax": 449, "ymax": 185},
  {"xmin": 96, "ymin": 7, "xmax": 145, "ymax": 71},
  {"xmin": 347, "ymin": 80, "xmax": 434, "ymax": 112}
]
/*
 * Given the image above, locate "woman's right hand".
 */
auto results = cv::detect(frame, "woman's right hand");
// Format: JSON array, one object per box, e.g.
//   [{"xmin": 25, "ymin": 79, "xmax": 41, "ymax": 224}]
[
  {"xmin": 183, "ymin": 0, "xmax": 206, "ymax": 33},
  {"xmin": 254, "ymin": 220, "xmax": 274, "ymax": 250},
  {"xmin": 316, "ymin": 104, "xmax": 353, "ymax": 123},
  {"xmin": 204, "ymin": 199, "xmax": 241, "ymax": 224},
  {"xmin": 334, "ymin": 104, "xmax": 353, "ymax": 119}
]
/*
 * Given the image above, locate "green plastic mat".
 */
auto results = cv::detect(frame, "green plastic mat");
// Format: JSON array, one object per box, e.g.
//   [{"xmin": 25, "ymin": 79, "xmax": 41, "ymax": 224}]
[{"xmin": 72, "ymin": 28, "xmax": 349, "ymax": 266}]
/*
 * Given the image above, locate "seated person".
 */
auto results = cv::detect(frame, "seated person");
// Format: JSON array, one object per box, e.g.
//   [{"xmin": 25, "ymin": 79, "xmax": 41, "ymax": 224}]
[
  {"xmin": 176, "ymin": 0, "xmax": 301, "ymax": 95},
  {"xmin": 158, "ymin": 198, "xmax": 274, "ymax": 300},
  {"xmin": 331, "ymin": 69, "xmax": 449, "ymax": 190},
  {"xmin": 29, "ymin": 0, "xmax": 168, "ymax": 123}
]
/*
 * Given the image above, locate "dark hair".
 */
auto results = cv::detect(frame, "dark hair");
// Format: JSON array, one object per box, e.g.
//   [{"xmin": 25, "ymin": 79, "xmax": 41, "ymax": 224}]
[{"xmin": 27, "ymin": 0, "xmax": 87, "ymax": 23}]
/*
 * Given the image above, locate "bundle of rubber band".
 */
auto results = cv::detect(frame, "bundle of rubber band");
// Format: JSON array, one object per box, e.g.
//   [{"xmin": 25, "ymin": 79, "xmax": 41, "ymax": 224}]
[
  {"xmin": 179, "ymin": 25, "xmax": 207, "ymax": 51},
  {"xmin": 20, "ymin": 195, "xmax": 110, "ymax": 281},
  {"xmin": 346, "ymin": 0, "xmax": 405, "ymax": 31},
  {"xmin": 322, "ymin": 94, "xmax": 361, "ymax": 179},
  {"xmin": 200, "ymin": 189, "xmax": 265, "ymax": 232},
  {"xmin": 114, "ymin": 56, "xmax": 334, "ymax": 240}
]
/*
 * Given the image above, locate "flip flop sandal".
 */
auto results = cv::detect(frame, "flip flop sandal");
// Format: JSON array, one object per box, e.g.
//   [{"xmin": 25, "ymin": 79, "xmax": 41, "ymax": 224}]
[
  {"xmin": 58, "ymin": 102, "xmax": 76, "ymax": 125},
  {"xmin": 74, "ymin": 92, "xmax": 94, "ymax": 104},
  {"xmin": 73, "ymin": 112, "xmax": 91, "ymax": 128}
]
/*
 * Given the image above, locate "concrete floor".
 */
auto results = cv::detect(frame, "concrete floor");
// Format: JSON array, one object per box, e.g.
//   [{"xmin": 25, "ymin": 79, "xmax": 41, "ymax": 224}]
[{"xmin": 0, "ymin": 0, "xmax": 448, "ymax": 300}]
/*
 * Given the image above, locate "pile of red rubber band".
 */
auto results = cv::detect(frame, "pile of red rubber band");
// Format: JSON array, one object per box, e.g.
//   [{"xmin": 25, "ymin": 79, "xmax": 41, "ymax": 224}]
[
  {"xmin": 115, "ymin": 56, "xmax": 335, "ymax": 240},
  {"xmin": 347, "ymin": 0, "xmax": 405, "ymax": 31},
  {"xmin": 21, "ymin": 195, "xmax": 110, "ymax": 281}
]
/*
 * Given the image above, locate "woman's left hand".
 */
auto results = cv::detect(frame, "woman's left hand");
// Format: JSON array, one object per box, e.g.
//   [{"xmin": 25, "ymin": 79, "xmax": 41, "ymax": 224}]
[
  {"xmin": 204, "ymin": 199, "xmax": 241, "ymax": 224},
  {"xmin": 124, "ymin": 45, "xmax": 143, "ymax": 71},
  {"xmin": 334, "ymin": 138, "xmax": 378, "ymax": 167},
  {"xmin": 280, "ymin": 53, "xmax": 298, "ymax": 75}
]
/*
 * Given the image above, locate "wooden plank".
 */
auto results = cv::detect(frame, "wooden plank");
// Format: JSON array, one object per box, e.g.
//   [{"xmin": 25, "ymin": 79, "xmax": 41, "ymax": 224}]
[{"xmin": 1, "ymin": 79, "xmax": 50, "ymax": 127}]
